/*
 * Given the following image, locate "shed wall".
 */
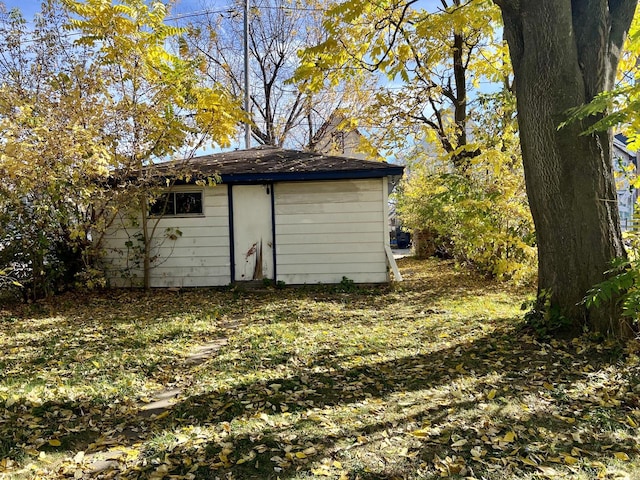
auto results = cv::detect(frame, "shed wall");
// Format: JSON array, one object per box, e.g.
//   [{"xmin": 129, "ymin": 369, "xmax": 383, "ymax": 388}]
[
  {"xmin": 274, "ymin": 179, "xmax": 389, "ymax": 284},
  {"xmin": 101, "ymin": 185, "xmax": 231, "ymax": 287},
  {"xmin": 101, "ymin": 178, "xmax": 391, "ymax": 288}
]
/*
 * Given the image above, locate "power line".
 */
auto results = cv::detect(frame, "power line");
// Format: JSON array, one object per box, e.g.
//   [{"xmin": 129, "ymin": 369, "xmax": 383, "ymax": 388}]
[
  {"xmin": 256, "ymin": 5, "xmax": 329, "ymax": 12},
  {"xmin": 4, "ymin": 4, "xmax": 328, "ymax": 36},
  {"xmin": 166, "ymin": 7, "xmax": 236, "ymax": 21},
  {"xmin": 165, "ymin": 3, "xmax": 330, "ymax": 22}
]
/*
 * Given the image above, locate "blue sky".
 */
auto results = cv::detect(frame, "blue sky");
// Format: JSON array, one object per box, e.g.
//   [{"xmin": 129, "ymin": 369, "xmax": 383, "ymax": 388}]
[
  {"xmin": 1, "ymin": 0, "xmax": 225, "ymax": 18},
  {"xmin": 3, "ymin": 0, "xmax": 443, "ymax": 20},
  {"xmin": 2, "ymin": 0, "xmax": 443, "ymax": 25},
  {"xmin": 2, "ymin": 0, "xmax": 39, "ymax": 17}
]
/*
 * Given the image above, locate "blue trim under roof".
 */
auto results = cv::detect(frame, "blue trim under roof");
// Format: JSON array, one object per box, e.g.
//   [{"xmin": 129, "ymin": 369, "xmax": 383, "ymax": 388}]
[{"xmin": 219, "ymin": 167, "xmax": 404, "ymax": 184}]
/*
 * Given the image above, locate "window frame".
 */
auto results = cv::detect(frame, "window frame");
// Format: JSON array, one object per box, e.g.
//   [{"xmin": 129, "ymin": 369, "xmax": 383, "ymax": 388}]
[{"xmin": 149, "ymin": 189, "xmax": 204, "ymax": 217}]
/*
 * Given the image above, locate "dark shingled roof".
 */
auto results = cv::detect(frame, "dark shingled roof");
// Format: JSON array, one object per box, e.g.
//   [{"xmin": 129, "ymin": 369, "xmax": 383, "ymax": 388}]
[{"xmin": 156, "ymin": 146, "xmax": 404, "ymax": 184}]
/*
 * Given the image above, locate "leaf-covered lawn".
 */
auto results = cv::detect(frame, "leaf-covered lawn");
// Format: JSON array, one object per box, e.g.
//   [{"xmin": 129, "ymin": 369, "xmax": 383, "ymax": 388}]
[{"xmin": 1, "ymin": 258, "xmax": 639, "ymax": 479}]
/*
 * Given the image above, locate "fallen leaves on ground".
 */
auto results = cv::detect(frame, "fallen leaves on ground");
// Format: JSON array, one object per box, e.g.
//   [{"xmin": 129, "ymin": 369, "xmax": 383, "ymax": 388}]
[{"xmin": 0, "ymin": 258, "xmax": 638, "ymax": 479}]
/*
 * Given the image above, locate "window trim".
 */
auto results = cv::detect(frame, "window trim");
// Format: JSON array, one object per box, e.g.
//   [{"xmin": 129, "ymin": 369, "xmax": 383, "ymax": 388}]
[{"xmin": 149, "ymin": 189, "xmax": 205, "ymax": 217}]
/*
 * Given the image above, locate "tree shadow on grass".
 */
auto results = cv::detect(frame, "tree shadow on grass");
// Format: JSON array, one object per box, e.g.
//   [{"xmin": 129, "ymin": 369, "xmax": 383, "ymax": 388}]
[
  {"xmin": 1, "ymin": 315, "xmax": 637, "ymax": 479},
  {"xmin": 138, "ymin": 327, "xmax": 637, "ymax": 479},
  {"xmin": 1, "ymin": 258, "xmax": 634, "ymax": 478}
]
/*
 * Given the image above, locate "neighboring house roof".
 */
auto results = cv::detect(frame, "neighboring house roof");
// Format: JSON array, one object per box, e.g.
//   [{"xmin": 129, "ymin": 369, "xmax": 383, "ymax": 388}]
[
  {"xmin": 614, "ymin": 133, "xmax": 638, "ymax": 168},
  {"xmin": 309, "ymin": 112, "xmax": 352, "ymax": 149},
  {"xmin": 309, "ymin": 111, "xmax": 378, "ymax": 160},
  {"xmin": 615, "ymin": 133, "xmax": 632, "ymax": 146},
  {"xmin": 154, "ymin": 146, "xmax": 403, "ymax": 184}
]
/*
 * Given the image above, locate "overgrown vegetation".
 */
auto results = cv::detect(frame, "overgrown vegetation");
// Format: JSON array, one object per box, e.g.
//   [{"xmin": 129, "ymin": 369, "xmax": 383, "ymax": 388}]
[
  {"xmin": 1, "ymin": 258, "xmax": 638, "ymax": 479},
  {"xmin": 397, "ymin": 166, "xmax": 535, "ymax": 283},
  {"xmin": 397, "ymin": 92, "xmax": 536, "ymax": 283},
  {"xmin": 0, "ymin": 0, "xmax": 242, "ymax": 299},
  {"xmin": 295, "ymin": 0, "xmax": 537, "ymax": 283},
  {"xmin": 584, "ymin": 231, "xmax": 640, "ymax": 334}
]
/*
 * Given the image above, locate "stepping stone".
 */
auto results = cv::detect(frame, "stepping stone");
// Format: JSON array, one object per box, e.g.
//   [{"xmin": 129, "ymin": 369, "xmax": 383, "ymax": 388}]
[
  {"xmin": 134, "ymin": 334, "xmax": 233, "ymax": 419},
  {"xmin": 185, "ymin": 338, "xmax": 228, "ymax": 365},
  {"xmin": 139, "ymin": 388, "xmax": 182, "ymax": 417},
  {"xmin": 86, "ymin": 450, "xmax": 126, "ymax": 473}
]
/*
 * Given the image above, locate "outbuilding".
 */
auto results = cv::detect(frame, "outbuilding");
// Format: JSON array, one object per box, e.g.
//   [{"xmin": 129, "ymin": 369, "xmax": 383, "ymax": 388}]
[{"xmin": 101, "ymin": 146, "xmax": 404, "ymax": 287}]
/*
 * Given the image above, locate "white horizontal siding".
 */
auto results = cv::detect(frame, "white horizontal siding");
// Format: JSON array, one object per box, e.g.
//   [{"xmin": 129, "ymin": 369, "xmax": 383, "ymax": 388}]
[
  {"xmin": 150, "ymin": 265, "xmax": 230, "ymax": 279},
  {"xmin": 101, "ymin": 178, "xmax": 393, "ymax": 287},
  {"xmin": 277, "ymin": 222, "xmax": 383, "ymax": 235},
  {"xmin": 275, "ymin": 200, "xmax": 381, "ymax": 215},
  {"xmin": 153, "ymin": 276, "xmax": 230, "ymax": 288},
  {"xmin": 276, "ymin": 190, "xmax": 381, "ymax": 205},
  {"xmin": 274, "ymin": 179, "xmax": 388, "ymax": 285},
  {"xmin": 277, "ymin": 211, "xmax": 382, "ymax": 225},
  {"xmin": 156, "ymin": 236, "xmax": 230, "ymax": 248},
  {"xmin": 279, "ymin": 242, "xmax": 382, "ymax": 255},
  {"xmin": 149, "ymin": 246, "xmax": 229, "ymax": 259},
  {"xmin": 277, "ymin": 233, "xmax": 383, "ymax": 245},
  {"xmin": 148, "ymin": 225, "xmax": 230, "ymax": 238},
  {"xmin": 278, "ymin": 252, "xmax": 386, "ymax": 266},
  {"xmin": 279, "ymin": 272, "xmax": 388, "ymax": 284},
  {"xmin": 278, "ymin": 261, "xmax": 386, "ymax": 275},
  {"xmin": 147, "ymin": 254, "xmax": 230, "ymax": 268},
  {"xmin": 100, "ymin": 185, "xmax": 231, "ymax": 287},
  {"xmin": 146, "ymin": 216, "xmax": 229, "ymax": 230}
]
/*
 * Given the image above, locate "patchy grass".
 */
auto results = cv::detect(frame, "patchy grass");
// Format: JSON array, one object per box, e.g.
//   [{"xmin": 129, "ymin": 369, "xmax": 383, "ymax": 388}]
[{"xmin": 0, "ymin": 257, "xmax": 639, "ymax": 479}]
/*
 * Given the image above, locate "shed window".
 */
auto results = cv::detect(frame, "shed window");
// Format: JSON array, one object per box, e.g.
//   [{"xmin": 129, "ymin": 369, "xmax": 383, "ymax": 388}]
[{"xmin": 150, "ymin": 191, "xmax": 203, "ymax": 216}]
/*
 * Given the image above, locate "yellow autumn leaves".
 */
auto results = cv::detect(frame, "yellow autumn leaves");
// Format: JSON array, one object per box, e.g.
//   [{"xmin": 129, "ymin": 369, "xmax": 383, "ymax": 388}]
[
  {"xmin": 0, "ymin": 0, "xmax": 246, "ymax": 295},
  {"xmin": 2, "ymin": 258, "xmax": 639, "ymax": 478}
]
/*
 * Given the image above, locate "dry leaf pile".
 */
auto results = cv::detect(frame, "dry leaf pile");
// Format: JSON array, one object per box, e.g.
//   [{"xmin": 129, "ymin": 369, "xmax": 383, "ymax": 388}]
[{"xmin": 0, "ymin": 258, "xmax": 638, "ymax": 479}]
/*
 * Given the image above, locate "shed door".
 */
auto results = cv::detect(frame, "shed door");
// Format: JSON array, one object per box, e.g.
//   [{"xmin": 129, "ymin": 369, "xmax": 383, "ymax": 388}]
[{"xmin": 232, "ymin": 184, "xmax": 274, "ymax": 281}]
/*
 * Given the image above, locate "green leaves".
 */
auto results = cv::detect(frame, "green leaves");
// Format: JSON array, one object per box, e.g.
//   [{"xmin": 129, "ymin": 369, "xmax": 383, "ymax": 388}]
[{"xmin": 584, "ymin": 256, "xmax": 640, "ymax": 321}]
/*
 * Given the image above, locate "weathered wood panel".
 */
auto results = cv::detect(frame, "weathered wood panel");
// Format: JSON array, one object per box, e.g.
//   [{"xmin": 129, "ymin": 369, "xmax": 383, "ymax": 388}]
[{"xmin": 232, "ymin": 185, "xmax": 274, "ymax": 281}]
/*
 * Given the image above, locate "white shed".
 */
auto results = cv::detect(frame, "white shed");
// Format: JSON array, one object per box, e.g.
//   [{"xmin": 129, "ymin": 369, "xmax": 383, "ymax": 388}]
[{"xmin": 101, "ymin": 146, "xmax": 404, "ymax": 287}]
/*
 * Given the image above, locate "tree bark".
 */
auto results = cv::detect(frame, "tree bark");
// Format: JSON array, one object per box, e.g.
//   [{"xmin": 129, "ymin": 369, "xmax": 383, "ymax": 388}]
[
  {"xmin": 452, "ymin": 31, "xmax": 469, "ymax": 170},
  {"xmin": 141, "ymin": 196, "xmax": 151, "ymax": 291},
  {"xmin": 494, "ymin": 0, "xmax": 637, "ymax": 336}
]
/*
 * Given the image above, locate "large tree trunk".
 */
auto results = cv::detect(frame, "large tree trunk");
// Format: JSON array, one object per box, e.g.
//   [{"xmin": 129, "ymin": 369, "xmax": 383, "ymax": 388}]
[{"xmin": 494, "ymin": 0, "xmax": 636, "ymax": 336}]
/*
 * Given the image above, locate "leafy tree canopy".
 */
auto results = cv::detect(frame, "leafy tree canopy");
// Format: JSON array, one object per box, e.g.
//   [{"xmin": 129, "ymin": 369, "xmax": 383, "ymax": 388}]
[{"xmin": 0, "ymin": 0, "xmax": 244, "ymax": 296}]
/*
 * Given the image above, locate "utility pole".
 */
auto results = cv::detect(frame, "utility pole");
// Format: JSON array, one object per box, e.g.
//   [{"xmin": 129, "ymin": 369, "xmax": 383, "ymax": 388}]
[{"xmin": 244, "ymin": 0, "xmax": 251, "ymax": 148}]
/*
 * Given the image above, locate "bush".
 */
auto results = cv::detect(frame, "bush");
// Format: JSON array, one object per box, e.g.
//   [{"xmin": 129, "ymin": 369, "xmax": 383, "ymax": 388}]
[
  {"xmin": 584, "ymin": 254, "xmax": 640, "ymax": 334},
  {"xmin": 397, "ymin": 150, "xmax": 536, "ymax": 283},
  {"xmin": 0, "ymin": 197, "xmax": 87, "ymax": 300}
]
